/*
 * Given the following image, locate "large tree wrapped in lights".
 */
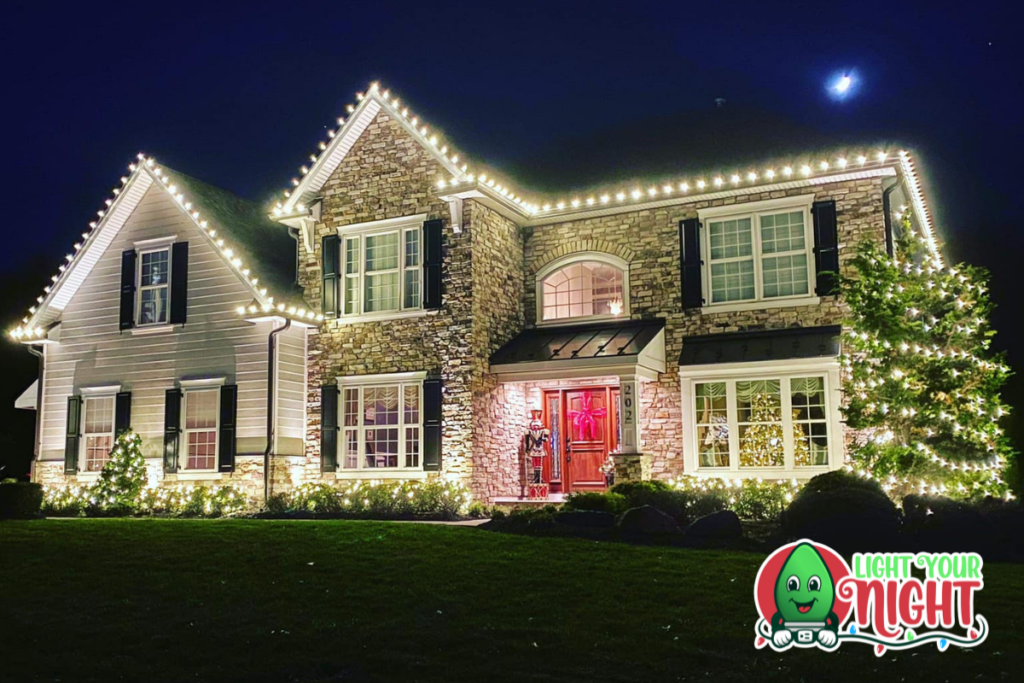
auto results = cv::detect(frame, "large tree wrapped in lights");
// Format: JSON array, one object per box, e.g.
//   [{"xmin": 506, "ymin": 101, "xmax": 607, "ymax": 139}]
[{"xmin": 841, "ymin": 212, "xmax": 1013, "ymax": 498}]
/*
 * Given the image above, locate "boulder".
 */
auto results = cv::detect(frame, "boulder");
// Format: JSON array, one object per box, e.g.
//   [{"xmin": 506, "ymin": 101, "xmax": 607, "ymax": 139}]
[
  {"xmin": 618, "ymin": 505, "xmax": 680, "ymax": 536},
  {"xmin": 554, "ymin": 510, "xmax": 616, "ymax": 529},
  {"xmin": 685, "ymin": 509, "xmax": 743, "ymax": 540}
]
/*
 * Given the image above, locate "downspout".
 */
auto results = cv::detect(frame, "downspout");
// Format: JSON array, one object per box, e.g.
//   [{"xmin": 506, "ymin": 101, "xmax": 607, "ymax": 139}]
[
  {"xmin": 27, "ymin": 344, "xmax": 44, "ymax": 465},
  {"xmin": 882, "ymin": 177, "xmax": 900, "ymax": 257},
  {"xmin": 264, "ymin": 318, "xmax": 292, "ymax": 502}
]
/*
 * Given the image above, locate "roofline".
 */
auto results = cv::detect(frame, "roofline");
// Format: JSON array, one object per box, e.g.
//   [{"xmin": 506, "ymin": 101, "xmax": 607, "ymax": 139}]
[{"xmin": 9, "ymin": 155, "xmax": 321, "ymax": 342}]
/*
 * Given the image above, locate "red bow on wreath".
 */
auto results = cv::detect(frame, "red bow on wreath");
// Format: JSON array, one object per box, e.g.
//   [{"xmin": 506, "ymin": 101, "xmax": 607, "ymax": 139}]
[{"xmin": 568, "ymin": 394, "xmax": 607, "ymax": 441}]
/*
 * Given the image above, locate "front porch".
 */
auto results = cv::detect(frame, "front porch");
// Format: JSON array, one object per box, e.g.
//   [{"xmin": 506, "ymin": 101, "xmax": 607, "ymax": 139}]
[{"xmin": 488, "ymin": 319, "xmax": 666, "ymax": 500}]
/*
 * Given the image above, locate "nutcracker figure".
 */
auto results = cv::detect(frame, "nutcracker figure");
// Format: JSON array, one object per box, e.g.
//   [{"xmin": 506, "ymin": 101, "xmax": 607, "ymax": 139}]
[{"xmin": 522, "ymin": 409, "xmax": 550, "ymax": 499}]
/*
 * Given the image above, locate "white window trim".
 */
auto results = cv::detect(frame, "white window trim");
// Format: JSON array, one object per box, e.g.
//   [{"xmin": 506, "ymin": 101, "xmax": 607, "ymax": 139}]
[
  {"xmin": 136, "ymin": 245, "xmax": 172, "ymax": 328},
  {"xmin": 132, "ymin": 235, "xmax": 178, "ymax": 249},
  {"xmin": 336, "ymin": 214, "xmax": 427, "ymax": 321},
  {"xmin": 335, "ymin": 372, "xmax": 427, "ymax": 474},
  {"xmin": 535, "ymin": 252, "xmax": 630, "ymax": 326},
  {"xmin": 180, "ymin": 376, "xmax": 228, "ymax": 388},
  {"xmin": 80, "ymin": 393, "xmax": 117, "ymax": 474},
  {"xmin": 180, "ymin": 387, "xmax": 220, "ymax": 474},
  {"xmin": 698, "ymin": 195, "xmax": 816, "ymax": 309},
  {"xmin": 679, "ymin": 357, "xmax": 844, "ymax": 479}
]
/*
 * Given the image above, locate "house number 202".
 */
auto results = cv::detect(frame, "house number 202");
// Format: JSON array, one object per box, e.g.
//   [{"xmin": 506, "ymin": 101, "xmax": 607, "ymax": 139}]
[{"xmin": 622, "ymin": 382, "xmax": 634, "ymax": 425}]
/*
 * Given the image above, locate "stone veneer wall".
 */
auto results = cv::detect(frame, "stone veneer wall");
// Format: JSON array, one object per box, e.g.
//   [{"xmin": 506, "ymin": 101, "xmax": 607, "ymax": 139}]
[
  {"xmin": 522, "ymin": 178, "xmax": 887, "ymax": 479},
  {"xmin": 466, "ymin": 202, "xmax": 528, "ymax": 500},
  {"xmin": 297, "ymin": 109, "xmax": 476, "ymax": 485}
]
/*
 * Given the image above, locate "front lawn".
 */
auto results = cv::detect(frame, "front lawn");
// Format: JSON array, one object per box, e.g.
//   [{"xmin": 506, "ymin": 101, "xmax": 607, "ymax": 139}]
[{"xmin": 0, "ymin": 520, "xmax": 1020, "ymax": 682}]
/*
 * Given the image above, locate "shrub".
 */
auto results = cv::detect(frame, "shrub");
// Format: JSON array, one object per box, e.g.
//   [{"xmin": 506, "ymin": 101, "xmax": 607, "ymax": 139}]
[
  {"xmin": 901, "ymin": 494, "xmax": 1023, "ymax": 559},
  {"xmin": 783, "ymin": 487, "xmax": 901, "ymax": 553},
  {"xmin": 563, "ymin": 491, "xmax": 626, "ymax": 515},
  {"xmin": 0, "ymin": 482, "xmax": 44, "ymax": 519},
  {"xmin": 269, "ymin": 479, "xmax": 473, "ymax": 520},
  {"xmin": 485, "ymin": 505, "xmax": 562, "ymax": 535},
  {"xmin": 797, "ymin": 469, "xmax": 886, "ymax": 499},
  {"xmin": 671, "ymin": 477, "xmax": 800, "ymax": 522},
  {"xmin": 610, "ymin": 480, "xmax": 670, "ymax": 497}
]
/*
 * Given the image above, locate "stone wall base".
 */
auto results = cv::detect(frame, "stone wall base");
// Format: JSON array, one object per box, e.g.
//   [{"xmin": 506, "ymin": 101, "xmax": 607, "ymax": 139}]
[{"xmin": 612, "ymin": 453, "xmax": 653, "ymax": 484}]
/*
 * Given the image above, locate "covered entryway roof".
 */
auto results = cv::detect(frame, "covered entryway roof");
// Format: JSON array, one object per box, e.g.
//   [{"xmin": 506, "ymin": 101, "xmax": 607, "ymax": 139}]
[
  {"xmin": 490, "ymin": 319, "xmax": 666, "ymax": 382},
  {"xmin": 678, "ymin": 325, "xmax": 841, "ymax": 366}
]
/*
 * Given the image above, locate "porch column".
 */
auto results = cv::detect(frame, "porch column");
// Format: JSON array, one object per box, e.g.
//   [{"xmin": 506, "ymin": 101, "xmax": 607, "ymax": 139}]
[{"xmin": 617, "ymin": 374, "xmax": 641, "ymax": 454}]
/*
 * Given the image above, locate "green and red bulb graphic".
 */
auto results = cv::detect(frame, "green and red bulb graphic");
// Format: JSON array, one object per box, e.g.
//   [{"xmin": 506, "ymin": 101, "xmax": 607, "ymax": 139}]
[{"xmin": 769, "ymin": 542, "xmax": 839, "ymax": 648}]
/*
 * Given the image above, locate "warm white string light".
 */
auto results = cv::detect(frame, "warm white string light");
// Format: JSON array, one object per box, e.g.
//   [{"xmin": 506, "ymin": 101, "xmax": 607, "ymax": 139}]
[
  {"xmin": 272, "ymin": 81, "xmax": 912, "ymax": 223},
  {"xmin": 9, "ymin": 153, "xmax": 323, "ymax": 341}
]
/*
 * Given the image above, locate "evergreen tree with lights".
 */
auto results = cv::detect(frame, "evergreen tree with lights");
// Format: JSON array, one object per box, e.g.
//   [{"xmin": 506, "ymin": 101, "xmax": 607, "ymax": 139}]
[
  {"xmin": 841, "ymin": 211, "xmax": 1013, "ymax": 499},
  {"xmin": 91, "ymin": 430, "xmax": 148, "ymax": 510}
]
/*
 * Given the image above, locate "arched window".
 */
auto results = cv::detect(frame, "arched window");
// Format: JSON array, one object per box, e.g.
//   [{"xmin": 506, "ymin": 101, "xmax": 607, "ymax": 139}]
[{"xmin": 537, "ymin": 254, "xmax": 628, "ymax": 323}]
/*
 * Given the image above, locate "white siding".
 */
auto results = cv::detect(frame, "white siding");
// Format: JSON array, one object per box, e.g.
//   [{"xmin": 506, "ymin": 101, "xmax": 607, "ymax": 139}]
[
  {"xmin": 276, "ymin": 324, "xmax": 307, "ymax": 444},
  {"xmin": 39, "ymin": 184, "xmax": 302, "ymax": 461}
]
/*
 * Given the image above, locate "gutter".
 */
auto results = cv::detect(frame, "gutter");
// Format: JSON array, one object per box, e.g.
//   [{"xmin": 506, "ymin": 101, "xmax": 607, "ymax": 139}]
[
  {"xmin": 882, "ymin": 177, "xmax": 900, "ymax": 257},
  {"xmin": 27, "ymin": 344, "xmax": 44, "ymax": 462},
  {"xmin": 264, "ymin": 318, "xmax": 292, "ymax": 502}
]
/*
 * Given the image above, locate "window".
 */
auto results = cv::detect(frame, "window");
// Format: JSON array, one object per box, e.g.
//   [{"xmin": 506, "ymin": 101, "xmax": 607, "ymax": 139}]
[
  {"xmin": 183, "ymin": 389, "xmax": 218, "ymax": 471},
  {"xmin": 340, "ymin": 379, "xmax": 422, "ymax": 471},
  {"xmin": 689, "ymin": 375, "xmax": 833, "ymax": 473},
  {"xmin": 82, "ymin": 396, "xmax": 115, "ymax": 472},
  {"xmin": 341, "ymin": 223, "xmax": 422, "ymax": 317},
  {"xmin": 701, "ymin": 199, "xmax": 814, "ymax": 306},
  {"xmin": 538, "ymin": 254, "xmax": 628, "ymax": 323},
  {"xmin": 138, "ymin": 248, "xmax": 170, "ymax": 325}
]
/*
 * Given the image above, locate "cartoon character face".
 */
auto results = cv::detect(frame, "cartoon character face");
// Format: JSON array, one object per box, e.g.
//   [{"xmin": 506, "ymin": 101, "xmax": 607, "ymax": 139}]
[{"xmin": 774, "ymin": 542, "xmax": 835, "ymax": 623}]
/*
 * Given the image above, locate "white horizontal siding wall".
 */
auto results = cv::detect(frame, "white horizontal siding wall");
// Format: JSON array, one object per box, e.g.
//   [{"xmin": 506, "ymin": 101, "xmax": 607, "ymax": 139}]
[
  {"xmin": 39, "ymin": 184, "xmax": 300, "ymax": 462},
  {"xmin": 276, "ymin": 325, "xmax": 307, "ymax": 451}
]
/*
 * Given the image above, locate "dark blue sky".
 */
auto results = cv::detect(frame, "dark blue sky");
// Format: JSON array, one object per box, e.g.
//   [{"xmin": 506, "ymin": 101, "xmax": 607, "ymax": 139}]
[{"xmin": 1, "ymin": 0, "xmax": 1020, "ymax": 433}]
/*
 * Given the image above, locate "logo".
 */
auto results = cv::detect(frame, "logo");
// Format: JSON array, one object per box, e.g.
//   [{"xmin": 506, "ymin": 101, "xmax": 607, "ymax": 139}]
[{"xmin": 753, "ymin": 540, "xmax": 988, "ymax": 655}]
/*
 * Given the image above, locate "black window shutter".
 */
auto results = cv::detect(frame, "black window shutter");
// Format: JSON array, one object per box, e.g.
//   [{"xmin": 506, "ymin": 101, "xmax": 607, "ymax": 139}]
[
  {"xmin": 812, "ymin": 200, "xmax": 840, "ymax": 296},
  {"xmin": 422, "ymin": 378, "xmax": 442, "ymax": 471},
  {"xmin": 164, "ymin": 388, "xmax": 182, "ymax": 472},
  {"xmin": 170, "ymin": 241, "xmax": 189, "ymax": 325},
  {"xmin": 321, "ymin": 385, "xmax": 339, "ymax": 472},
  {"xmin": 119, "ymin": 250, "xmax": 136, "ymax": 330},
  {"xmin": 218, "ymin": 385, "xmax": 237, "ymax": 472},
  {"xmin": 423, "ymin": 219, "xmax": 443, "ymax": 310},
  {"xmin": 64, "ymin": 396, "xmax": 82, "ymax": 474},
  {"xmin": 114, "ymin": 392, "xmax": 132, "ymax": 437},
  {"xmin": 322, "ymin": 235, "xmax": 340, "ymax": 317},
  {"xmin": 679, "ymin": 218, "xmax": 703, "ymax": 310}
]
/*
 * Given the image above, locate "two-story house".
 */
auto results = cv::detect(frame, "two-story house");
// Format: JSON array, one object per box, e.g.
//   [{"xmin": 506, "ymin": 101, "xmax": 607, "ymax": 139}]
[{"xmin": 11, "ymin": 82, "xmax": 939, "ymax": 503}]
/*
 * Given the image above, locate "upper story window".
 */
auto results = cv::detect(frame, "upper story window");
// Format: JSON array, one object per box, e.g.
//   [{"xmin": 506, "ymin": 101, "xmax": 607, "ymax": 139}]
[
  {"xmin": 339, "ymin": 216, "xmax": 424, "ymax": 318},
  {"xmin": 537, "ymin": 253, "xmax": 629, "ymax": 324},
  {"xmin": 699, "ymin": 196, "xmax": 815, "ymax": 307},
  {"xmin": 138, "ymin": 247, "xmax": 170, "ymax": 325}
]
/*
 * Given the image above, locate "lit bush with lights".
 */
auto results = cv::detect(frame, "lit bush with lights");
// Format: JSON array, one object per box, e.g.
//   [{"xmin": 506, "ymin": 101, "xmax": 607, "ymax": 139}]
[{"xmin": 268, "ymin": 479, "xmax": 472, "ymax": 520}]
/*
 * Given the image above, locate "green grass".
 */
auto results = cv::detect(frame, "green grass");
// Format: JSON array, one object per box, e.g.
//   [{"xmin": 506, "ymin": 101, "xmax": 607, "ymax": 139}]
[{"xmin": 0, "ymin": 520, "xmax": 1020, "ymax": 683}]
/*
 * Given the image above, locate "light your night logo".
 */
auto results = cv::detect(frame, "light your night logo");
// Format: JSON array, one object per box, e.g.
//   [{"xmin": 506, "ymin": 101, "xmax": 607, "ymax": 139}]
[{"xmin": 753, "ymin": 540, "xmax": 988, "ymax": 655}]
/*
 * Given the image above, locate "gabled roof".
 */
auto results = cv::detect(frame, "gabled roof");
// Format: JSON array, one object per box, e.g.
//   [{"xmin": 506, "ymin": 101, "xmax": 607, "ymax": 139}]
[
  {"xmin": 269, "ymin": 82, "xmax": 941, "ymax": 263},
  {"xmin": 8, "ymin": 155, "xmax": 309, "ymax": 342}
]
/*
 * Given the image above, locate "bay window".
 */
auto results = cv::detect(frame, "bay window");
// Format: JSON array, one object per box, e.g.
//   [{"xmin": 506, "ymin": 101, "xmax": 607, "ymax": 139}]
[
  {"xmin": 685, "ymin": 370, "xmax": 837, "ymax": 475},
  {"xmin": 339, "ymin": 377, "xmax": 423, "ymax": 471}
]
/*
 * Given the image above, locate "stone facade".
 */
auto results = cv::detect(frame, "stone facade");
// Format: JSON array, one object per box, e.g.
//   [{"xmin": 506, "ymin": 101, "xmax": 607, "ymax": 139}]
[{"xmin": 522, "ymin": 178, "xmax": 886, "ymax": 480}]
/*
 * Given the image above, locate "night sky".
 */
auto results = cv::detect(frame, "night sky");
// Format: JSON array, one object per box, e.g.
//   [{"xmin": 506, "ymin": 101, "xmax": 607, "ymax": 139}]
[{"xmin": 1, "ymin": 0, "xmax": 1019, "ymax": 476}]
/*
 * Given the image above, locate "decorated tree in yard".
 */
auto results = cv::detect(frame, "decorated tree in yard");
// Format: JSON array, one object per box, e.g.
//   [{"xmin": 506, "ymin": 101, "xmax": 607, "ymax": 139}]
[
  {"xmin": 841, "ymin": 211, "xmax": 1014, "ymax": 498},
  {"xmin": 90, "ymin": 430, "xmax": 148, "ymax": 510}
]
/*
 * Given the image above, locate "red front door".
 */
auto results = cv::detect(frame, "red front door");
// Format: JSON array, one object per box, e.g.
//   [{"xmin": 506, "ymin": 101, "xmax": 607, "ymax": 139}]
[{"xmin": 564, "ymin": 388, "xmax": 610, "ymax": 492}]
